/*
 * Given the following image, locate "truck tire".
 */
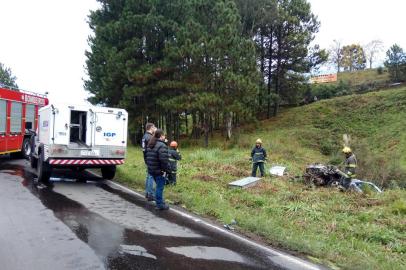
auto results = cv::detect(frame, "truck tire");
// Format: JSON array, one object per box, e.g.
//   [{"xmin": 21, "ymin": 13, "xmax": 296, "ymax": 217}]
[
  {"xmin": 101, "ymin": 166, "xmax": 116, "ymax": 180},
  {"xmin": 22, "ymin": 138, "xmax": 31, "ymax": 159},
  {"xmin": 30, "ymin": 156, "xmax": 38, "ymax": 169},
  {"xmin": 37, "ymin": 153, "xmax": 51, "ymax": 183}
]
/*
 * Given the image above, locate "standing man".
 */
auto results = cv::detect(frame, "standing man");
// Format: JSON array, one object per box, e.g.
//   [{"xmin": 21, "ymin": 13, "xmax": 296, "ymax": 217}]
[
  {"xmin": 146, "ymin": 129, "xmax": 171, "ymax": 210},
  {"xmin": 251, "ymin": 138, "xmax": 267, "ymax": 177},
  {"xmin": 142, "ymin": 123, "xmax": 157, "ymax": 201},
  {"xmin": 341, "ymin": 147, "xmax": 357, "ymax": 189}
]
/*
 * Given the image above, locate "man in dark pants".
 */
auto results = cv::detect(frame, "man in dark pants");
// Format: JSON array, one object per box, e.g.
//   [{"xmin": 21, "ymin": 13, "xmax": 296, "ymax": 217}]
[
  {"xmin": 251, "ymin": 138, "xmax": 267, "ymax": 177},
  {"xmin": 141, "ymin": 123, "xmax": 156, "ymax": 201},
  {"xmin": 146, "ymin": 129, "xmax": 171, "ymax": 210},
  {"xmin": 168, "ymin": 141, "xmax": 182, "ymax": 185}
]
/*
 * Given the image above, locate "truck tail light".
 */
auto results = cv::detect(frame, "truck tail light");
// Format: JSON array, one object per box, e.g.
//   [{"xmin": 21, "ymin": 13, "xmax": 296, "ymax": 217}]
[
  {"xmin": 113, "ymin": 150, "xmax": 125, "ymax": 155},
  {"xmin": 51, "ymin": 146, "xmax": 67, "ymax": 154}
]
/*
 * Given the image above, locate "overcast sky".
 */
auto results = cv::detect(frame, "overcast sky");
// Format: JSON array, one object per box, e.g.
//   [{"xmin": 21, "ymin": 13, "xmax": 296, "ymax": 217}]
[
  {"xmin": 309, "ymin": 0, "xmax": 406, "ymax": 69},
  {"xmin": 0, "ymin": 0, "xmax": 405, "ymax": 103}
]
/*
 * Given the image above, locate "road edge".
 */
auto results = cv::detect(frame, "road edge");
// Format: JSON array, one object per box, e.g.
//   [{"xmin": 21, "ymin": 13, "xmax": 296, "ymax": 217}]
[{"xmin": 102, "ymin": 178, "xmax": 328, "ymax": 270}]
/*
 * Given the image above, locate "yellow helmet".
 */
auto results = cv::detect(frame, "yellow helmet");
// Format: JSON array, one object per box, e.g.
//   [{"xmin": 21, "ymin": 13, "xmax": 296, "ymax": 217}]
[
  {"xmin": 256, "ymin": 138, "xmax": 263, "ymax": 144},
  {"xmin": 342, "ymin": 146, "xmax": 352, "ymax": 154}
]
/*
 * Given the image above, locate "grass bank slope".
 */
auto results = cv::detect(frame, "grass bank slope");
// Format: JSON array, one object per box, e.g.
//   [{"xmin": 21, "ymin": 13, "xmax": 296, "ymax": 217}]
[
  {"xmin": 116, "ymin": 87, "xmax": 406, "ymax": 269},
  {"xmin": 335, "ymin": 68, "xmax": 389, "ymax": 87}
]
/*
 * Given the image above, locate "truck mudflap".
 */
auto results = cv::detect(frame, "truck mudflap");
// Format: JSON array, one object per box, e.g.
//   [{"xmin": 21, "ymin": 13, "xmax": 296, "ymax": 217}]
[{"xmin": 49, "ymin": 159, "xmax": 124, "ymax": 166}]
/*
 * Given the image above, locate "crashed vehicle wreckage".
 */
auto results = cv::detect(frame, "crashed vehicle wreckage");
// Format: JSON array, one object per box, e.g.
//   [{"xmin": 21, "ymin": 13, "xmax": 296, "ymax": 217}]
[{"xmin": 303, "ymin": 163, "xmax": 382, "ymax": 193}]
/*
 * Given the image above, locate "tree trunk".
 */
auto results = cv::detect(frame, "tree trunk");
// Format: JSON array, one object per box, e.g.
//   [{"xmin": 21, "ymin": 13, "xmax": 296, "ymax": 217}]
[
  {"xmin": 203, "ymin": 113, "xmax": 209, "ymax": 147},
  {"xmin": 184, "ymin": 111, "xmax": 188, "ymax": 136},
  {"xmin": 259, "ymin": 29, "xmax": 265, "ymax": 109},
  {"xmin": 225, "ymin": 111, "xmax": 232, "ymax": 140},
  {"xmin": 273, "ymin": 28, "xmax": 282, "ymax": 117},
  {"xmin": 165, "ymin": 112, "xmax": 173, "ymax": 142},
  {"xmin": 191, "ymin": 112, "xmax": 200, "ymax": 139},
  {"xmin": 267, "ymin": 29, "xmax": 274, "ymax": 118}
]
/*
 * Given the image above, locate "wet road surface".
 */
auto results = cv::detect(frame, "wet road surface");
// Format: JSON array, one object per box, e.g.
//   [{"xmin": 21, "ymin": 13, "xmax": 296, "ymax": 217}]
[{"xmin": 0, "ymin": 157, "xmax": 324, "ymax": 270}]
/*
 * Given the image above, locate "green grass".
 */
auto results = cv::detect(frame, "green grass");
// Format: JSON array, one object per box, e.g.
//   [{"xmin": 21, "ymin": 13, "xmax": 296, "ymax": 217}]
[
  {"xmin": 334, "ymin": 68, "xmax": 390, "ymax": 87},
  {"xmin": 115, "ymin": 87, "xmax": 406, "ymax": 269}
]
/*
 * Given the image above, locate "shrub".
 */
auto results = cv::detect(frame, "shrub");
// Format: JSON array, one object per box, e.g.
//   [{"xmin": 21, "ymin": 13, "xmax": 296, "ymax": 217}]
[
  {"xmin": 320, "ymin": 140, "xmax": 335, "ymax": 155},
  {"xmin": 377, "ymin": 66, "xmax": 384, "ymax": 75}
]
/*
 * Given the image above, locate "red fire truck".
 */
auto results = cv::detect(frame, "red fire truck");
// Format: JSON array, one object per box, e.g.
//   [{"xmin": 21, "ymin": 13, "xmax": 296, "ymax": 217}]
[{"xmin": 0, "ymin": 86, "xmax": 49, "ymax": 157}]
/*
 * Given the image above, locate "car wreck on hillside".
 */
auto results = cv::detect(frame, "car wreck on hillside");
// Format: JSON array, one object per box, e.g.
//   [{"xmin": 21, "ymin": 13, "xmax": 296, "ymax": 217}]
[{"xmin": 303, "ymin": 163, "xmax": 382, "ymax": 193}]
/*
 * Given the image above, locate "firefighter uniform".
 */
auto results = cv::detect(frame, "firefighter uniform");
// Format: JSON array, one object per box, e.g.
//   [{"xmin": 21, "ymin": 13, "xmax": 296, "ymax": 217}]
[
  {"xmin": 344, "ymin": 154, "xmax": 357, "ymax": 178},
  {"xmin": 341, "ymin": 147, "xmax": 357, "ymax": 188},
  {"xmin": 251, "ymin": 139, "xmax": 267, "ymax": 177},
  {"xmin": 168, "ymin": 142, "xmax": 182, "ymax": 185}
]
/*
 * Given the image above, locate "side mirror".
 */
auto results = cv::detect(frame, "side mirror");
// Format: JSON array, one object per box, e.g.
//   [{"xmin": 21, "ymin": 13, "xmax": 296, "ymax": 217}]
[{"xmin": 25, "ymin": 122, "xmax": 33, "ymax": 130}]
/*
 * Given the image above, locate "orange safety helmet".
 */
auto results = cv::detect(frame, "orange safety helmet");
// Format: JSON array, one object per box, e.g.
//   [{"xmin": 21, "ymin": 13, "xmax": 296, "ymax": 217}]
[{"xmin": 170, "ymin": 141, "xmax": 178, "ymax": 148}]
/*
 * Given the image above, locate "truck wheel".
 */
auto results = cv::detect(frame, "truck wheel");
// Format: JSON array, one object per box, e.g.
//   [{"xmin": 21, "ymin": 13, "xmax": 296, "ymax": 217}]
[
  {"xmin": 101, "ymin": 166, "xmax": 116, "ymax": 180},
  {"xmin": 22, "ymin": 138, "xmax": 31, "ymax": 159},
  {"xmin": 30, "ymin": 156, "xmax": 38, "ymax": 169},
  {"xmin": 37, "ymin": 153, "xmax": 51, "ymax": 183}
]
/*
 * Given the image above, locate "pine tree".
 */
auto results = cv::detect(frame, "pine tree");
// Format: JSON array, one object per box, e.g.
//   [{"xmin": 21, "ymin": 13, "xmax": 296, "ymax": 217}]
[{"xmin": 0, "ymin": 62, "xmax": 18, "ymax": 88}]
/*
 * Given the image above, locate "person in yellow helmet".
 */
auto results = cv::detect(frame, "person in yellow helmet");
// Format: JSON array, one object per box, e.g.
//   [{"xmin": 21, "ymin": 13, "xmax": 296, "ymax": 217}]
[
  {"xmin": 250, "ymin": 139, "xmax": 267, "ymax": 177},
  {"xmin": 341, "ymin": 146, "xmax": 357, "ymax": 188}
]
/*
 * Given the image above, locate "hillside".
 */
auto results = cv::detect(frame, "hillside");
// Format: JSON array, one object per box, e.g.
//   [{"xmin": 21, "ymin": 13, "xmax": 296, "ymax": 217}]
[
  {"xmin": 264, "ymin": 86, "xmax": 406, "ymax": 186},
  {"xmin": 310, "ymin": 68, "xmax": 398, "ymax": 102},
  {"xmin": 335, "ymin": 68, "xmax": 390, "ymax": 86},
  {"xmin": 116, "ymin": 87, "xmax": 406, "ymax": 269}
]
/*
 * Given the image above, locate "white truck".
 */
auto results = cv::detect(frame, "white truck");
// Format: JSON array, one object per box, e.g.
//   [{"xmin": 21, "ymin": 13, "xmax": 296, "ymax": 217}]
[{"xmin": 30, "ymin": 103, "xmax": 128, "ymax": 183}]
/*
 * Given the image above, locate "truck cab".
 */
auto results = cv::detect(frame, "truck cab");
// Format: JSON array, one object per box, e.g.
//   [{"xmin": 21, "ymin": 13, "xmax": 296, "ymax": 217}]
[{"xmin": 31, "ymin": 104, "xmax": 128, "ymax": 182}]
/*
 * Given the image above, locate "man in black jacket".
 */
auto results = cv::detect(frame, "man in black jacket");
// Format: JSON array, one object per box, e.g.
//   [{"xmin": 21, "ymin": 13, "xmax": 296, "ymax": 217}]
[
  {"xmin": 146, "ymin": 129, "xmax": 171, "ymax": 210},
  {"xmin": 142, "ymin": 123, "xmax": 156, "ymax": 200}
]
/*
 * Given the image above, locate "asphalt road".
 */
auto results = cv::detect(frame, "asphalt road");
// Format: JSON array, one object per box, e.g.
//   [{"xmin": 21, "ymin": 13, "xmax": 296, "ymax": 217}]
[{"xmin": 0, "ymin": 157, "xmax": 324, "ymax": 270}]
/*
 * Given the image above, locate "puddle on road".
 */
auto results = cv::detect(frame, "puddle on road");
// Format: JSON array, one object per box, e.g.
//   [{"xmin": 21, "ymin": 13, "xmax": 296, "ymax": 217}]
[
  {"xmin": 166, "ymin": 246, "xmax": 246, "ymax": 263},
  {"xmin": 0, "ymin": 161, "xmax": 276, "ymax": 270},
  {"xmin": 0, "ymin": 170, "xmax": 15, "ymax": 173},
  {"xmin": 52, "ymin": 183, "xmax": 202, "ymax": 238},
  {"xmin": 119, "ymin": 245, "xmax": 157, "ymax": 260}
]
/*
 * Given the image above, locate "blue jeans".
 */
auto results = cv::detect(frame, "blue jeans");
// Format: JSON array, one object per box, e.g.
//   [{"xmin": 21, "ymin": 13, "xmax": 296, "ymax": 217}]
[
  {"xmin": 145, "ymin": 170, "xmax": 155, "ymax": 197},
  {"xmin": 152, "ymin": 175, "xmax": 166, "ymax": 207}
]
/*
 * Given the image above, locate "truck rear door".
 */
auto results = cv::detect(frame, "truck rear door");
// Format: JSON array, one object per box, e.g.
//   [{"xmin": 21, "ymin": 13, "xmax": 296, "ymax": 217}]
[{"xmin": 93, "ymin": 111, "xmax": 126, "ymax": 147}]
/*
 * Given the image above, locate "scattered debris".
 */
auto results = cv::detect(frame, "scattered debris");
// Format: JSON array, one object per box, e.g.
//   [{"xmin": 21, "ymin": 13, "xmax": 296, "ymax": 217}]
[
  {"xmin": 303, "ymin": 163, "xmax": 383, "ymax": 193},
  {"xmin": 303, "ymin": 164, "xmax": 341, "ymax": 186},
  {"xmin": 223, "ymin": 219, "xmax": 237, "ymax": 231},
  {"xmin": 229, "ymin": 177, "xmax": 261, "ymax": 189},
  {"xmin": 269, "ymin": 166, "xmax": 286, "ymax": 176},
  {"xmin": 223, "ymin": 224, "xmax": 235, "ymax": 231},
  {"xmin": 348, "ymin": 180, "xmax": 382, "ymax": 193}
]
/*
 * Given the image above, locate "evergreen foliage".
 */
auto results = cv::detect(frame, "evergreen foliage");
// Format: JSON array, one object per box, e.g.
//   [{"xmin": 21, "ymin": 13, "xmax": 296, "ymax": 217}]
[
  {"xmin": 0, "ymin": 62, "xmax": 18, "ymax": 88},
  {"xmin": 384, "ymin": 44, "xmax": 406, "ymax": 82},
  {"xmin": 85, "ymin": 0, "xmax": 325, "ymax": 143}
]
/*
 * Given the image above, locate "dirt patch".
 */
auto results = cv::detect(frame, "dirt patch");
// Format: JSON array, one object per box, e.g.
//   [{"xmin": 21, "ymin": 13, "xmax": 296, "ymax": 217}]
[
  {"xmin": 193, "ymin": 173, "xmax": 217, "ymax": 182},
  {"xmin": 355, "ymin": 197, "xmax": 384, "ymax": 208},
  {"xmin": 249, "ymin": 181, "xmax": 279, "ymax": 195},
  {"xmin": 219, "ymin": 164, "xmax": 249, "ymax": 178}
]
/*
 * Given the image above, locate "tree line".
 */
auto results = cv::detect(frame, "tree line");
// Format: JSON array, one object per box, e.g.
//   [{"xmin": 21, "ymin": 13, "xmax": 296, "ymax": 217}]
[
  {"xmin": 328, "ymin": 40, "xmax": 385, "ymax": 72},
  {"xmin": 328, "ymin": 40, "xmax": 406, "ymax": 83},
  {"xmin": 85, "ymin": 0, "xmax": 326, "ymax": 145}
]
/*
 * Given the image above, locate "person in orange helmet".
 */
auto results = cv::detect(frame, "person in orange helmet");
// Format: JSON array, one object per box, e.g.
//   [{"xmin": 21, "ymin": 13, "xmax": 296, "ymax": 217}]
[{"xmin": 168, "ymin": 141, "xmax": 182, "ymax": 185}]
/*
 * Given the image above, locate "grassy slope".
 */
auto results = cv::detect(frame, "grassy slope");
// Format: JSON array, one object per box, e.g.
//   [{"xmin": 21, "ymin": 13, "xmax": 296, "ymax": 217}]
[
  {"xmin": 116, "ymin": 87, "xmax": 406, "ymax": 269},
  {"xmin": 336, "ymin": 68, "xmax": 390, "ymax": 86}
]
